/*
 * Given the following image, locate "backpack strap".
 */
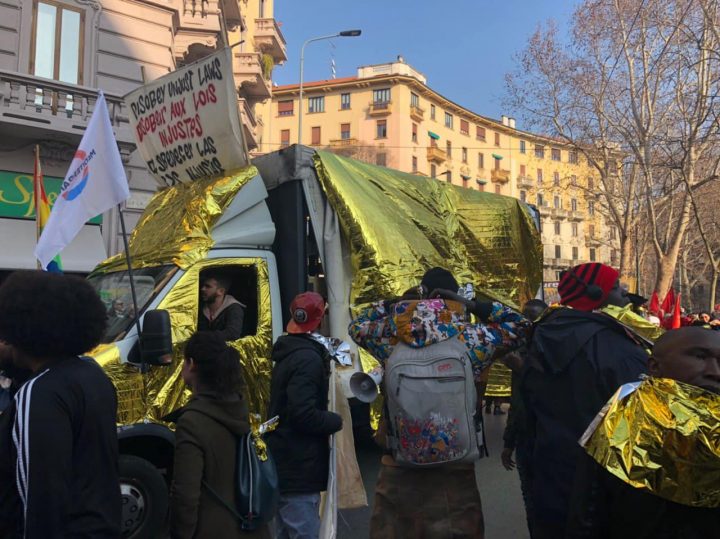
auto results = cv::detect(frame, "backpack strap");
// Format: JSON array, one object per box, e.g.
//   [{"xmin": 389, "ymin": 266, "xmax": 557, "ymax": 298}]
[{"xmin": 201, "ymin": 479, "xmax": 246, "ymax": 522}]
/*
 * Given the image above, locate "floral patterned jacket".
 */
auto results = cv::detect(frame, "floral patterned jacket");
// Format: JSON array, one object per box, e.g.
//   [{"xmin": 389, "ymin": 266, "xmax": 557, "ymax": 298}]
[{"xmin": 348, "ymin": 299, "xmax": 530, "ymax": 380}]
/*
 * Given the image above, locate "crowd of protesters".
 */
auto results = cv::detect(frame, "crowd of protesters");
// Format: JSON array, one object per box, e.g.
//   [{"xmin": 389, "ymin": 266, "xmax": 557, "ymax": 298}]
[{"xmin": 0, "ymin": 266, "xmax": 718, "ymax": 539}]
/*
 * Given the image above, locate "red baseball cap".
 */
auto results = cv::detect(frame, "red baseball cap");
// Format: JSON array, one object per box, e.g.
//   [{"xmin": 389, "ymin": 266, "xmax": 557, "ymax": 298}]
[{"xmin": 287, "ymin": 292, "xmax": 326, "ymax": 334}]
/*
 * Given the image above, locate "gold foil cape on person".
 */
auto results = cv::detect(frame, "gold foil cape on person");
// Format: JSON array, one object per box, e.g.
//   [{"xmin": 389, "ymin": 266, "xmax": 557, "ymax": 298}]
[
  {"xmin": 601, "ymin": 304, "xmax": 665, "ymax": 344},
  {"xmin": 581, "ymin": 377, "xmax": 720, "ymax": 507}
]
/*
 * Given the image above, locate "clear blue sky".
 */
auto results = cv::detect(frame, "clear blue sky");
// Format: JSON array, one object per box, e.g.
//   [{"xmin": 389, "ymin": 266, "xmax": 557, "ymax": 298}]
[{"xmin": 272, "ymin": 0, "xmax": 578, "ymax": 128}]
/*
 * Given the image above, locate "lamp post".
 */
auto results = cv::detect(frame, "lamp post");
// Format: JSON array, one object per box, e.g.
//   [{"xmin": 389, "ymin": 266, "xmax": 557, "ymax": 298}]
[{"xmin": 298, "ymin": 30, "xmax": 361, "ymax": 145}]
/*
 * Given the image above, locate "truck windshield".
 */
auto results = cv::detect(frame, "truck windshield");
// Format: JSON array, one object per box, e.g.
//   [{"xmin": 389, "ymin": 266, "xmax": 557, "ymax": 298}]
[{"xmin": 87, "ymin": 266, "xmax": 177, "ymax": 343}]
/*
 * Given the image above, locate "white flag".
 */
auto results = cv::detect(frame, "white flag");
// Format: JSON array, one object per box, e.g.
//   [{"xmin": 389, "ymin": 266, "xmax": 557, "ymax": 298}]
[{"xmin": 35, "ymin": 92, "xmax": 129, "ymax": 269}]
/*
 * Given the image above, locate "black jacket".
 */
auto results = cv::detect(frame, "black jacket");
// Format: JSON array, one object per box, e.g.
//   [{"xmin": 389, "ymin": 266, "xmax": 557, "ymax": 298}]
[
  {"xmin": 0, "ymin": 357, "xmax": 120, "ymax": 538},
  {"xmin": 266, "ymin": 334, "xmax": 343, "ymax": 494},
  {"xmin": 521, "ymin": 308, "xmax": 648, "ymax": 528},
  {"xmin": 566, "ymin": 454, "xmax": 720, "ymax": 539},
  {"xmin": 198, "ymin": 302, "xmax": 245, "ymax": 341}
]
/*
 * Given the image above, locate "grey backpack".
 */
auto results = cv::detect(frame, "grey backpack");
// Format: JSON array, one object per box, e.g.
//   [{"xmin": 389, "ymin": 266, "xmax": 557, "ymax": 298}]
[{"xmin": 385, "ymin": 336, "xmax": 482, "ymax": 467}]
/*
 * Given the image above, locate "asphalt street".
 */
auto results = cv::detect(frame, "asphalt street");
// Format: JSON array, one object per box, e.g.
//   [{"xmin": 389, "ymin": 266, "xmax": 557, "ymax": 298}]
[{"xmin": 338, "ymin": 406, "xmax": 529, "ymax": 539}]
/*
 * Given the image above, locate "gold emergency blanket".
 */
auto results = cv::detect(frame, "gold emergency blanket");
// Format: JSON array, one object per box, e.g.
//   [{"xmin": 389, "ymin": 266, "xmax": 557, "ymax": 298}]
[
  {"xmin": 484, "ymin": 362, "xmax": 513, "ymax": 398},
  {"xmin": 601, "ymin": 304, "xmax": 665, "ymax": 343},
  {"xmin": 312, "ymin": 151, "xmax": 542, "ymax": 310},
  {"xmin": 92, "ymin": 257, "xmax": 273, "ymax": 425},
  {"xmin": 94, "ymin": 167, "xmax": 258, "ymax": 273},
  {"xmin": 582, "ymin": 377, "xmax": 720, "ymax": 507}
]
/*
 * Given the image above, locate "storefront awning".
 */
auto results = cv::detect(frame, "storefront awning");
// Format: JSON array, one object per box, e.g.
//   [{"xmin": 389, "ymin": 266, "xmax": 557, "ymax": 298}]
[
  {"xmin": 428, "ymin": 131, "xmax": 440, "ymax": 140},
  {"xmin": 492, "ymin": 153, "xmax": 503, "ymax": 160},
  {"xmin": 476, "ymin": 179, "xmax": 488, "ymax": 185},
  {"xmin": 0, "ymin": 219, "xmax": 106, "ymax": 272}
]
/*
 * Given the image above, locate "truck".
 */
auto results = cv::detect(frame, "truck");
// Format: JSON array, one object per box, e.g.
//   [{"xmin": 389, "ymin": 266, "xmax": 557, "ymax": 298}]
[{"xmin": 85, "ymin": 145, "xmax": 542, "ymax": 538}]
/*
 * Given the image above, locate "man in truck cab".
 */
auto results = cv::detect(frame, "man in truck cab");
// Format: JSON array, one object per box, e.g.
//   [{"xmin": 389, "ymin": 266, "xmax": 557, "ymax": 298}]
[{"xmin": 198, "ymin": 270, "xmax": 246, "ymax": 341}]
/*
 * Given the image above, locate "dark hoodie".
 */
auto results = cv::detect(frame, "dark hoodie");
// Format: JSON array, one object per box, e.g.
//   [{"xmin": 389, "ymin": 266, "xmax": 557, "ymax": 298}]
[
  {"xmin": 266, "ymin": 334, "xmax": 343, "ymax": 494},
  {"xmin": 170, "ymin": 393, "xmax": 268, "ymax": 539},
  {"xmin": 521, "ymin": 307, "xmax": 648, "ymax": 533}
]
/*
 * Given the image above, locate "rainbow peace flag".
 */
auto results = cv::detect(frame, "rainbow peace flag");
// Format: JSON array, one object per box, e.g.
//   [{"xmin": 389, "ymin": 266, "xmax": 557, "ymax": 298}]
[{"xmin": 34, "ymin": 147, "xmax": 62, "ymax": 273}]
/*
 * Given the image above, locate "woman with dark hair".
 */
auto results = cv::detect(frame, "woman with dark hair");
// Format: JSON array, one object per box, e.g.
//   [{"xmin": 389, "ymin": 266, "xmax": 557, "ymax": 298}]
[
  {"xmin": 169, "ymin": 332, "xmax": 269, "ymax": 539},
  {"xmin": 0, "ymin": 271, "xmax": 120, "ymax": 538}
]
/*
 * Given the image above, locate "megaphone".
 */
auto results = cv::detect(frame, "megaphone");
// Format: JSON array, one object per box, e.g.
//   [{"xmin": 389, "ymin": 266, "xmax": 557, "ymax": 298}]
[{"xmin": 349, "ymin": 367, "xmax": 383, "ymax": 403}]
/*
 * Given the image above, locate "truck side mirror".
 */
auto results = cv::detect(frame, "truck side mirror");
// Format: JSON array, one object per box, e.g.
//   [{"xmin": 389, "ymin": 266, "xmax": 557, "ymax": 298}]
[{"xmin": 140, "ymin": 309, "xmax": 173, "ymax": 365}]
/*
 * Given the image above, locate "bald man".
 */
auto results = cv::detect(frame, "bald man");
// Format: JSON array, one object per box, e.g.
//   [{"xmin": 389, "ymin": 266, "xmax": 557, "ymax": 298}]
[{"xmin": 566, "ymin": 327, "xmax": 720, "ymax": 538}]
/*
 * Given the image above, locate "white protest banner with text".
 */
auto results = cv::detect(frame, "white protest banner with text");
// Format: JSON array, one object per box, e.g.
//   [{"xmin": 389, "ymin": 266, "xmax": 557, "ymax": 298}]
[{"xmin": 126, "ymin": 48, "xmax": 248, "ymax": 186}]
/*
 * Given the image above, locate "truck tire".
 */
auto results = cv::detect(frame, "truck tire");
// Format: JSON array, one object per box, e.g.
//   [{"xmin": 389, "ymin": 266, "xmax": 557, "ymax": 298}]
[{"xmin": 119, "ymin": 455, "xmax": 168, "ymax": 539}]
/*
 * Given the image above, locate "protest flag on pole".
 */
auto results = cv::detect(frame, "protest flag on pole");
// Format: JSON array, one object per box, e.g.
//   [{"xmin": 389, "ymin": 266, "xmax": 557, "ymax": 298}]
[
  {"xmin": 35, "ymin": 92, "xmax": 129, "ymax": 270},
  {"xmin": 33, "ymin": 146, "xmax": 63, "ymax": 272}
]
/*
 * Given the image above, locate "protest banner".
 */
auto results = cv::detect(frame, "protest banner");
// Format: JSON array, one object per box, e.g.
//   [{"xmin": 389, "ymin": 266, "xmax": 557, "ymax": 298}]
[{"xmin": 125, "ymin": 48, "xmax": 248, "ymax": 186}]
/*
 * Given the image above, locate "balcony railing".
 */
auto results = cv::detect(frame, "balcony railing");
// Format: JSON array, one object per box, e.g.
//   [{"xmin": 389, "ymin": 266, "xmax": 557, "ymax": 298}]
[
  {"xmin": 517, "ymin": 175, "xmax": 534, "ymax": 189},
  {"xmin": 551, "ymin": 207, "xmax": 568, "ymax": 219},
  {"xmin": 0, "ymin": 70, "xmax": 133, "ymax": 146},
  {"xmin": 491, "ymin": 169, "xmax": 510, "ymax": 183},
  {"xmin": 254, "ymin": 18, "xmax": 287, "ymax": 63},
  {"xmin": 368, "ymin": 101, "xmax": 392, "ymax": 116},
  {"xmin": 233, "ymin": 52, "xmax": 271, "ymax": 101},
  {"xmin": 238, "ymin": 98, "xmax": 258, "ymax": 150},
  {"xmin": 426, "ymin": 146, "xmax": 447, "ymax": 163},
  {"xmin": 539, "ymin": 205, "xmax": 552, "ymax": 216},
  {"xmin": 548, "ymin": 258, "xmax": 574, "ymax": 268},
  {"xmin": 567, "ymin": 210, "xmax": 585, "ymax": 221},
  {"xmin": 585, "ymin": 234, "xmax": 601, "ymax": 247},
  {"xmin": 410, "ymin": 105, "xmax": 424, "ymax": 122},
  {"xmin": 329, "ymin": 137, "xmax": 359, "ymax": 148}
]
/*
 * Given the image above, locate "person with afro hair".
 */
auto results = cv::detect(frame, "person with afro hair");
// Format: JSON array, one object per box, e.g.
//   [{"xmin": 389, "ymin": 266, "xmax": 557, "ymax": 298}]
[{"xmin": 0, "ymin": 271, "xmax": 120, "ymax": 538}]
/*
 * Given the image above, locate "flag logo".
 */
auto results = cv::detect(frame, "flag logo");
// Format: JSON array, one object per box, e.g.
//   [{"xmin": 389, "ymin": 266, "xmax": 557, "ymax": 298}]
[{"xmin": 61, "ymin": 149, "xmax": 95, "ymax": 201}]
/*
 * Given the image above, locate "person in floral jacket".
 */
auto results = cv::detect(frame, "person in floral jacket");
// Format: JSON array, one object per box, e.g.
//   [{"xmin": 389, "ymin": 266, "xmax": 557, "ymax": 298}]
[{"xmin": 348, "ymin": 267, "xmax": 530, "ymax": 539}]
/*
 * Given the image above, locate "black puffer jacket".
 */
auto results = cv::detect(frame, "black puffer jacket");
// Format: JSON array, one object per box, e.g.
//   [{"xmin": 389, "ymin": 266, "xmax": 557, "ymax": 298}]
[{"xmin": 266, "ymin": 334, "xmax": 343, "ymax": 494}]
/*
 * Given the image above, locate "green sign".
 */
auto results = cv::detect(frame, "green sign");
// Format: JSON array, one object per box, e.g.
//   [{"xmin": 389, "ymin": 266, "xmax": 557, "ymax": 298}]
[{"xmin": 0, "ymin": 171, "xmax": 102, "ymax": 224}]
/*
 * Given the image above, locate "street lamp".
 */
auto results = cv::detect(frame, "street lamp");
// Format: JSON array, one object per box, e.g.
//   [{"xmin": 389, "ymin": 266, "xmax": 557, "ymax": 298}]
[{"xmin": 298, "ymin": 30, "xmax": 362, "ymax": 145}]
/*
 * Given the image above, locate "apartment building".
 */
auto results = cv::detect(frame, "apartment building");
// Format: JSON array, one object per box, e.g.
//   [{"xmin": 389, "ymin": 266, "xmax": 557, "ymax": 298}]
[
  {"xmin": 269, "ymin": 58, "xmax": 618, "ymax": 284},
  {"xmin": 0, "ymin": 0, "xmax": 284, "ymax": 275}
]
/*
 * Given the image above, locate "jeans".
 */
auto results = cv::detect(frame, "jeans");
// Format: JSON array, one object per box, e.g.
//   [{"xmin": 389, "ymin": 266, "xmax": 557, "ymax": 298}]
[
  {"xmin": 516, "ymin": 439, "xmax": 536, "ymax": 538},
  {"xmin": 275, "ymin": 493, "xmax": 321, "ymax": 539}
]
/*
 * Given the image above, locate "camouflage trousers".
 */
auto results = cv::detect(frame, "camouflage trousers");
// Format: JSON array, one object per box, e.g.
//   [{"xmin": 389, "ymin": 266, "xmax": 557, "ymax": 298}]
[{"xmin": 370, "ymin": 458, "xmax": 485, "ymax": 539}]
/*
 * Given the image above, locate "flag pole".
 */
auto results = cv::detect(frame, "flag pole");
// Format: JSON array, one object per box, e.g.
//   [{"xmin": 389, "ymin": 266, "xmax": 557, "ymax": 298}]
[
  {"xmin": 34, "ymin": 145, "xmax": 42, "ymax": 270},
  {"xmin": 117, "ymin": 203, "xmax": 145, "ymax": 356}
]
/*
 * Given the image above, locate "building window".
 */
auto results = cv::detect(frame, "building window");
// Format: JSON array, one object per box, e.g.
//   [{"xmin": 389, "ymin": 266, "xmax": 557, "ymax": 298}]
[
  {"xmin": 520, "ymin": 164, "xmax": 526, "ymax": 176},
  {"xmin": 520, "ymin": 190, "xmax": 526, "ymax": 202},
  {"xmin": 259, "ymin": 0, "xmax": 265, "ymax": 17},
  {"xmin": 554, "ymin": 172, "xmax": 560, "ymax": 186},
  {"xmin": 571, "ymin": 198, "xmax": 578, "ymax": 211},
  {"xmin": 376, "ymin": 119, "xmax": 387, "ymax": 139},
  {"xmin": 446, "ymin": 140, "xmax": 452, "ymax": 158},
  {"xmin": 445, "ymin": 171, "xmax": 452, "ymax": 182},
  {"xmin": 495, "ymin": 184, "xmax": 502, "ymax": 194},
  {"xmin": 538, "ymin": 193, "xmax": 544, "ymax": 206},
  {"xmin": 412, "ymin": 156, "xmax": 418, "ymax": 173},
  {"xmin": 494, "ymin": 156, "xmax": 501, "ymax": 170},
  {"xmin": 554, "ymin": 221, "xmax": 561, "ymax": 235},
  {"xmin": 311, "ymin": 126, "xmax": 321, "ymax": 145},
  {"xmin": 278, "ymin": 100, "xmax": 294, "ymax": 116},
  {"xmin": 589, "ymin": 248, "xmax": 596, "ymax": 261},
  {"xmin": 571, "ymin": 175, "xmax": 577, "ymax": 186},
  {"xmin": 430, "ymin": 104, "xmax": 436, "ymax": 120},
  {"xmin": 535, "ymin": 144, "xmax": 545, "ymax": 158},
  {"xmin": 494, "ymin": 132, "xmax": 500, "ymax": 146},
  {"xmin": 376, "ymin": 153, "xmax": 387, "ymax": 167},
  {"xmin": 572, "ymin": 222, "xmax": 578, "ymax": 237},
  {"xmin": 569, "ymin": 150, "xmax": 578, "ymax": 164},
  {"xmin": 411, "ymin": 92, "xmax": 419, "ymax": 108},
  {"xmin": 520, "ymin": 140, "xmax": 526, "ymax": 154},
  {"xmin": 478, "ymin": 153, "xmax": 484, "ymax": 169},
  {"xmin": 32, "ymin": 1, "xmax": 84, "ymax": 84},
  {"xmin": 462, "ymin": 147, "xmax": 468, "ymax": 163},
  {"xmin": 431, "ymin": 164, "xmax": 437, "ymax": 178},
  {"xmin": 478, "ymin": 182, "xmax": 485, "ymax": 192},
  {"xmin": 412, "ymin": 123, "xmax": 418, "ymax": 143},
  {"xmin": 308, "ymin": 96, "xmax": 324, "ymax": 113},
  {"xmin": 589, "ymin": 224, "xmax": 595, "ymax": 237},
  {"xmin": 341, "ymin": 93, "xmax": 351, "ymax": 110},
  {"xmin": 551, "ymin": 148, "xmax": 561, "ymax": 161},
  {"xmin": 445, "ymin": 112, "xmax": 453, "ymax": 129},
  {"xmin": 610, "ymin": 226, "xmax": 617, "ymax": 240},
  {"xmin": 476, "ymin": 126, "xmax": 486, "ymax": 141},
  {"xmin": 537, "ymin": 168, "xmax": 543, "ymax": 184},
  {"xmin": 588, "ymin": 177, "xmax": 594, "ymax": 190},
  {"xmin": 588, "ymin": 201, "xmax": 595, "ymax": 215},
  {"xmin": 280, "ymin": 129, "xmax": 290, "ymax": 148},
  {"xmin": 572, "ymin": 246, "xmax": 579, "ymax": 260},
  {"xmin": 460, "ymin": 119, "xmax": 469, "ymax": 135},
  {"xmin": 340, "ymin": 123, "xmax": 351, "ymax": 140},
  {"xmin": 611, "ymin": 249, "xmax": 618, "ymax": 265},
  {"xmin": 554, "ymin": 195, "xmax": 561, "ymax": 209},
  {"xmin": 373, "ymin": 88, "xmax": 391, "ymax": 103},
  {"xmin": 555, "ymin": 245, "xmax": 561, "ymax": 259}
]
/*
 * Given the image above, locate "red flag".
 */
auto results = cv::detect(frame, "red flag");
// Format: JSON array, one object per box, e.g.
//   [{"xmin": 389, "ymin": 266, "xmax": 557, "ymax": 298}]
[
  {"xmin": 670, "ymin": 293, "xmax": 682, "ymax": 329},
  {"xmin": 661, "ymin": 288, "xmax": 675, "ymax": 315},
  {"xmin": 649, "ymin": 291, "xmax": 660, "ymax": 315}
]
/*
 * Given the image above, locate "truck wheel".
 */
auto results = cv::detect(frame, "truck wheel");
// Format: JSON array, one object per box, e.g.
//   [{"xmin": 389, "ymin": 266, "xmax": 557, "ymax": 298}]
[{"xmin": 119, "ymin": 455, "xmax": 168, "ymax": 538}]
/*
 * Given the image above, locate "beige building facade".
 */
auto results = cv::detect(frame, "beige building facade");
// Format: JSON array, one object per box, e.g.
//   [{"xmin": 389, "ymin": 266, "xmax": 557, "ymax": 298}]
[
  {"xmin": 269, "ymin": 59, "xmax": 619, "ymax": 285},
  {"xmin": 0, "ymin": 0, "xmax": 284, "ymax": 274}
]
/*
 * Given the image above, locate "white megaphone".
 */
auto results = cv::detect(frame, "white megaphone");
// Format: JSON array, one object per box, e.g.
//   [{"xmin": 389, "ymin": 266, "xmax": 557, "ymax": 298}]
[{"xmin": 349, "ymin": 366, "xmax": 383, "ymax": 403}]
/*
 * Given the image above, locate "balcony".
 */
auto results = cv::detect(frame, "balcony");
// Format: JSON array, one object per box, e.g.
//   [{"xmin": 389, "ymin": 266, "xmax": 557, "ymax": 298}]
[
  {"xmin": 410, "ymin": 105, "xmax": 424, "ymax": 122},
  {"xmin": 548, "ymin": 258, "xmax": 574, "ymax": 269},
  {"xmin": 539, "ymin": 205, "xmax": 552, "ymax": 216},
  {"xmin": 552, "ymin": 207, "xmax": 568, "ymax": 220},
  {"xmin": 233, "ymin": 52, "xmax": 271, "ymax": 101},
  {"xmin": 329, "ymin": 137, "xmax": 360, "ymax": 149},
  {"xmin": 0, "ymin": 70, "xmax": 133, "ymax": 147},
  {"xmin": 368, "ymin": 101, "xmax": 392, "ymax": 116},
  {"xmin": 426, "ymin": 146, "xmax": 447, "ymax": 163},
  {"xmin": 517, "ymin": 175, "xmax": 534, "ymax": 189},
  {"xmin": 254, "ymin": 18, "xmax": 287, "ymax": 63},
  {"xmin": 585, "ymin": 234, "xmax": 601, "ymax": 247},
  {"xmin": 568, "ymin": 210, "xmax": 585, "ymax": 221},
  {"xmin": 238, "ymin": 98, "xmax": 258, "ymax": 150},
  {"xmin": 491, "ymin": 169, "xmax": 510, "ymax": 183}
]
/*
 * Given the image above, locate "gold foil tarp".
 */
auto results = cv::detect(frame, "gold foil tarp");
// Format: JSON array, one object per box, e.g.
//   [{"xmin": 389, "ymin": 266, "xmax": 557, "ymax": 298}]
[
  {"xmin": 582, "ymin": 377, "xmax": 720, "ymax": 507},
  {"xmin": 94, "ymin": 167, "xmax": 258, "ymax": 273},
  {"xmin": 601, "ymin": 304, "xmax": 665, "ymax": 343},
  {"xmin": 484, "ymin": 362, "xmax": 513, "ymax": 397},
  {"xmin": 312, "ymin": 151, "xmax": 542, "ymax": 311},
  {"xmin": 93, "ymin": 258, "xmax": 273, "ymax": 425}
]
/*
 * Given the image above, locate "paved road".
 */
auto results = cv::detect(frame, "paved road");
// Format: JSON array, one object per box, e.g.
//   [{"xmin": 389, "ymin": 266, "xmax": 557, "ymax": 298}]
[{"xmin": 338, "ymin": 407, "xmax": 530, "ymax": 539}]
